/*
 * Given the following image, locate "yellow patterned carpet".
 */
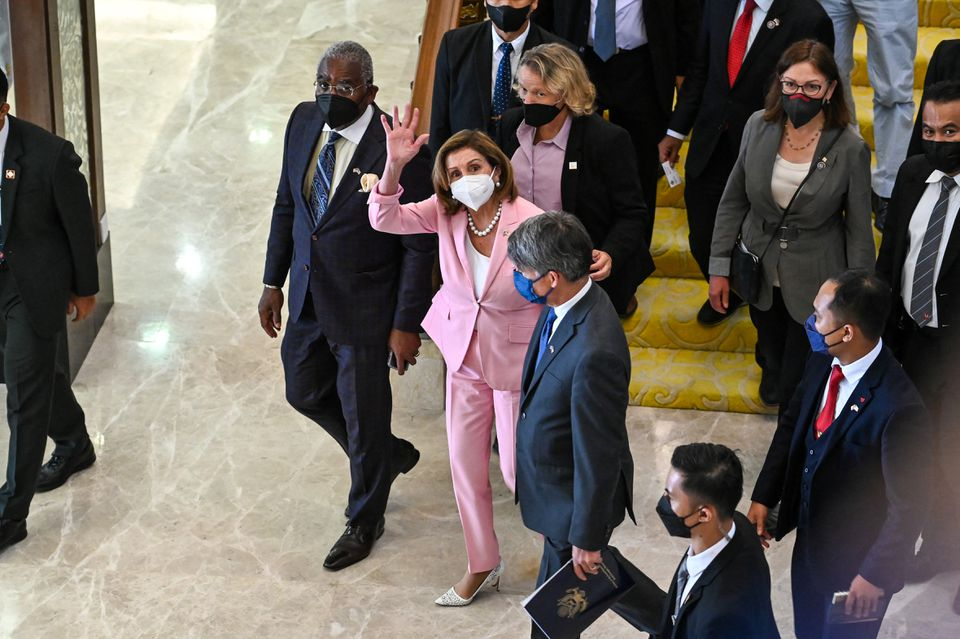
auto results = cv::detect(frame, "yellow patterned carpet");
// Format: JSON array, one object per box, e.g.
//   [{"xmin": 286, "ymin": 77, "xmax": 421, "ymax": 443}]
[{"xmin": 626, "ymin": 2, "xmax": 957, "ymax": 413}]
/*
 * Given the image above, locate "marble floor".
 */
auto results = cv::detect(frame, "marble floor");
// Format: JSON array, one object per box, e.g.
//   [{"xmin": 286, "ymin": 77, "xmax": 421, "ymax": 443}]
[{"xmin": 0, "ymin": 0, "xmax": 957, "ymax": 637}]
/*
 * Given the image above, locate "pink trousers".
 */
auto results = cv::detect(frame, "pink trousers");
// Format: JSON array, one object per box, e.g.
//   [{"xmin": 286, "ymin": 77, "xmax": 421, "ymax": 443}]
[{"xmin": 445, "ymin": 332, "xmax": 519, "ymax": 573}]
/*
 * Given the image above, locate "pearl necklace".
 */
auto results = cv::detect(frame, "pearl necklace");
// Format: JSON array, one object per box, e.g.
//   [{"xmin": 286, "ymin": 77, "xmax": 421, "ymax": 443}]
[
  {"xmin": 466, "ymin": 201, "xmax": 502, "ymax": 237},
  {"xmin": 785, "ymin": 125, "xmax": 822, "ymax": 151}
]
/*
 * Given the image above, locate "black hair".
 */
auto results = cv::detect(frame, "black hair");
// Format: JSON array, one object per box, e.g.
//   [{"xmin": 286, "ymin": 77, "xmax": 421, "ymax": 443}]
[
  {"xmin": 0, "ymin": 69, "xmax": 7, "ymax": 103},
  {"xmin": 925, "ymin": 79, "xmax": 960, "ymax": 106},
  {"xmin": 671, "ymin": 443, "xmax": 743, "ymax": 520},
  {"xmin": 828, "ymin": 269, "xmax": 891, "ymax": 341}
]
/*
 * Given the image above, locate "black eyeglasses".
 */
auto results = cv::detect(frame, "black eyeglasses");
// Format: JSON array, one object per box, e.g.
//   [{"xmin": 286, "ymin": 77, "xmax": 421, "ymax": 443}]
[
  {"xmin": 314, "ymin": 80, "xmax": 366, "ymax": 97},
  {"xmin": 780, "ymin": 79, "xmax": 825, "ymax": 97}
]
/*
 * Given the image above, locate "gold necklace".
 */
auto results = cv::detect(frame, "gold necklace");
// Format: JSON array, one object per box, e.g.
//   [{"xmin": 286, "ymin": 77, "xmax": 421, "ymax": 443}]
[{"xmin": 785, "ymin": 126, "xmax": 822, "ymax": 152}]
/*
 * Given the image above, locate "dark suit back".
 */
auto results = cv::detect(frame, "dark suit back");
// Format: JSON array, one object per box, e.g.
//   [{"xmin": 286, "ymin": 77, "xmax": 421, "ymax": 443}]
[
  {"xmin": 907, "ymin": 39, "xmax": 960, "ymax": 157},
  {"xmin": 428, "ymin": 20, "xmax": 565, "ymax": 156},
  {"xmin": 660, "ymin": 512, "xmax": 780, "ymax": 639},
  {"xmin": 515, "ymin": 284, "xmax": 634, "ymax": 550},
  {"xmin": 1, "ymin": 116, "xmax": 99, "ymax": 338},
  {"xmin": 263, "ymin": 103, "xmax": 436, "ymax": 346},
  {"xmin": 497, "ymin": 110, "xmax": 655, "ymax": 309},
  {"xmin": 752, "ymin": 348, "xmax": 932, "ymax": 594},
  {"xmin": 670, "ymin": 0, "xmax": 834, "ymax": 179},
  {"xmin": 532, "ymin": 0, "xmax": 701, "ymax": 114}
]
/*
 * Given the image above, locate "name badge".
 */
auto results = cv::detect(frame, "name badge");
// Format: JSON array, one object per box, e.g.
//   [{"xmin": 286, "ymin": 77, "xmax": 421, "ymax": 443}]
[{"xmin": 568, "ymin": 161, "xmax": 578, "ymax": 170}]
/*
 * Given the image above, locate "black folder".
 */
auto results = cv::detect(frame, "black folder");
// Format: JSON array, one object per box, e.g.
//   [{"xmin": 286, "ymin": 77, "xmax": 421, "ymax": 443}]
[
  {"xmin": 522, "ymin": 549, "xmax": 637, "ymax": 639},
  {"xmin": 825, "ymin": 591, "xmax": 889, "ymax": 630}
]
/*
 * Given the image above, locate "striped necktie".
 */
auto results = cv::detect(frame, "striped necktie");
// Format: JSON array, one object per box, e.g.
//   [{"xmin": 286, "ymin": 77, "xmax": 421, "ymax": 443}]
[
  {"xmin": 910, "ymin": 176, "xmax": 957, "ymax": 326},
  {"xmin": 311, "ymin": 131, "xmax": 341, "ymax": 226}
]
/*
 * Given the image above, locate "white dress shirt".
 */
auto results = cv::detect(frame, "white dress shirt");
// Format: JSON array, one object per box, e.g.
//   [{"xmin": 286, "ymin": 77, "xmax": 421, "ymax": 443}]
[
  {"xmin": 0, "ymin": 116, "xmax": 9, "ymax": 225},
  {"xmin": 466, "ymin": 236, "xmax": 491, "ymax": 299},
  {"xmin": 550, "ymin": 279, "xmax": 593, "ymax": 339},
  {"xmin": 491, "ymin": 21, "xmax": 531, "ymax": 99},
  {"xmin": 667, "ymin": 0, "xmax": 772, "ymax": 140},
  {"xmin": 587, "ymin": 0, "xmax": 648, "ymax": 52},
  {"xmin": 818, "ymin": 339, "xmax": 883, "ymax": 420},
  {"xmin": 679, "ymin": 521, "xmax": 736, "ymax": 608},
  {"xmin": 303, "ymin": 104, "xmax": 374, "ymax": 203},
  {"xmin": 900, "ymin": 171, "xmax": 960, "ymax": 328}
]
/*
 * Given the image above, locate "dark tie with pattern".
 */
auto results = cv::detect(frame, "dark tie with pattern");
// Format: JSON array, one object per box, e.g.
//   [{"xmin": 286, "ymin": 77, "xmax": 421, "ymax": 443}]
[
  {"xmin": 311, "ymin": 130, "xmax": 341, "ymax": 226},
  {"xmin": 674, "ymin": 556, "xmax": 690, "ymax": 620},
  {"xmin": 594, "ymin": 0, "xmax": 617, "ymax": 62},
  {"xmin": 910, "ymin": 176, "xmax": 958, "ymax": 326},
  {"xmin": 492, "ymin": 42, "xmax": 514, "ymax": 118},
  {"xmin": 535, "ymin": 308, "xmax": 557, "ymax": 369}
]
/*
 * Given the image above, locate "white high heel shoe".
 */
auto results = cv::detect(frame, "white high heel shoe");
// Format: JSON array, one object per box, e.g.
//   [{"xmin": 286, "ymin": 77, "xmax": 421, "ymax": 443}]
[{"xmin": 434, "ymin": 559, "xmax": 505, "ymax": 606}]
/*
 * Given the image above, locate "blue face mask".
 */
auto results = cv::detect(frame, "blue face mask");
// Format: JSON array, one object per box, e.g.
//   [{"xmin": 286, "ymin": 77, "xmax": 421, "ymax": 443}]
[
  {"xmin": 804, "ymin": 313, "xmax": 844, "ymax": 354},
  {"xmin": 513, "ymin": 270, "xmax": 552, "ymax": 304}
]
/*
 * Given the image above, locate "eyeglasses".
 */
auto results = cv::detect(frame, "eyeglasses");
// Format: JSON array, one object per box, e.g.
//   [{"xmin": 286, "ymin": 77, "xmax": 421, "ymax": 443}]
[
  {"xmin": 780, "ymin": 79, "xmax": 824, "ymax": 97},
  {"xmin": 314, "ymin": 80, "xmax": 366, "ymax": 97}
]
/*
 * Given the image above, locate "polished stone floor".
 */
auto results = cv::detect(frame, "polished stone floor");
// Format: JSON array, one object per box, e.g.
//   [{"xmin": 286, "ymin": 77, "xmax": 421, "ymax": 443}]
[{"xmin": 0, "ymin": 1, "xmax": 957, "ymax": 637}]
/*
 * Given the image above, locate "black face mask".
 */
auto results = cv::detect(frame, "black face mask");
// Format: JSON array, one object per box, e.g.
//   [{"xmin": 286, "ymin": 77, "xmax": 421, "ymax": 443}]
[
  {"xmin": 922, "ymin": 139, "xmax": 960, "ymax": 175},
  {"xmin": 316, "ymin": 93, "xmax": 361, "ymax": 130},
  {"xmin": 781, "ymin": 93, "xmax": 824, "ymax": 129},
  {"xmin": 523, "ymin": 102, "xmax": 562, "ymax": 128},
  {"xmin": 486, "ymin": 2, "xmax": 532, "ymax": 33},
  {"xmin": 656, "ymin": 495, "xmax": 703, "ymax": 539}
]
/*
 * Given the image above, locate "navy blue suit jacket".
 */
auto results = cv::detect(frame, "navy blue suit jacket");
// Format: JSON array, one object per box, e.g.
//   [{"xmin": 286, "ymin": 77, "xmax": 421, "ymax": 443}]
[
  {"xmin": 752, "ymin": 347, "xmax": 932, "ymax": 593},
  {"xmin": 515, "ymin": 283, "xmax": 635, "ymax": 550},
  {"xmin": 263, "ymin": 102, "xmax": 436, "ymax": 346}
]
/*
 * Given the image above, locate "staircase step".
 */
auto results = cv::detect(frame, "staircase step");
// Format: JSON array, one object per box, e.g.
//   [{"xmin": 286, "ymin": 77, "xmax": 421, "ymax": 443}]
[
  {"xmin": 852, "ymin": 86, "xmax": 923, "ymax": 152},
  {"xmin": 918, "ymin": 0, "xmax": 960, "ymax": 29},
  {"xmin": 851, "ymin": 25, "xmax": 955, "ymax": 90},
  {"xmin": 651, "ymin": 207, "xmax": 699, "ymax": 278},
  {"xmin": 625, "ymin": 277, "xmax": 756, "ymax": 352},
  {"xmin": 629, "ymin": 348, "xmax": 775, "ymax": 414}
]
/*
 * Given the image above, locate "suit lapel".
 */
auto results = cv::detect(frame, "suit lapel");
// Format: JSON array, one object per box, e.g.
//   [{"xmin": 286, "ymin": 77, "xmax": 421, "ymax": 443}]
[
  {"xmin": 479, "ymin": 200, "xmax": 520, "ymax": 298},
  {"xmin": 816, "ymin": 349, "xmax": 890, "ymax": 456},
  {"xmin": 294, "ymin": 107, "xmax": 325, "ymax": 215},
  {"xmin": 892, "ymin": 166, "xmax": 932, "ymax": 290},
  {"xmin": 560, "ymin": 116, "xmax": 583, "ymax": 212},
  {"xmin": 718, "ymin": 0, "xmax": 742, "ymax": 85},
  {"xmin": 936, "ymin": 178, "xmax": 960, "ymax": 278},
  {"xmin": 789, "ymin": 128, "xmax": 846, "ymax": 209},
  {"xmin": 794, "ymin": 361, "xmax": 832, "ymax": 447},
  {"xmin": 735, "ymin": 0, "xmax": 789, "ymax": 90},
  {"xmin": 1, "ymin": 117, "xmax": 24, "ymax": 234},
  {"xmin": 675, "ymin": 520, "xmax": 743, "ymax": 627},
  {"xmin": 521, "ymin": 307, "xmax": 549, "ymax": 394},
  {"xmin": 753, "ymin": 118, "xmax": 784, "ymax": 216},
  {"xmin": 474, "ymin": 22, "xmax": 494, "ymax": 123}
]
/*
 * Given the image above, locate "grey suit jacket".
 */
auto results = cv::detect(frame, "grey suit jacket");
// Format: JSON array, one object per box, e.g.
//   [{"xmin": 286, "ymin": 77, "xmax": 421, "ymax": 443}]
[{"xmin": 709, "ymin": 111, "xmax": 875, "ymax": 322}]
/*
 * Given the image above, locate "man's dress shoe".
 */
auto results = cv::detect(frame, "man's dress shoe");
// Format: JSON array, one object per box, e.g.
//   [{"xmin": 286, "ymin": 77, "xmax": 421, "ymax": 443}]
[
  {"xmin": 36, "ymin": 439, "xmax": 96, "ymax": 493},
  {"xmin": 0, "ymin": 519, "xmax": 27, "ymax": 556},
  {"xmin": 323, "ymin": 517, "xmax": 385, "ymax": 571}
]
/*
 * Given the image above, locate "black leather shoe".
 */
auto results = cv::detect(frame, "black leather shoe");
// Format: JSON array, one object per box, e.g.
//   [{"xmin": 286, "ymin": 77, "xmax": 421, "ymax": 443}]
[
  {"xmin": 36, "ymin": 440, "xmax": 96, "ymax": 493},
  {"xmin": 0, "ymin": 519, "xmax": 27, "ymax": 556},
  {"xmin": 323, "ymin": 517, "xmax": 385, "ymax": 571},
  {"xmin": 390, "ymin": 444, "xmax": 420, "ymax": 484},
  {"xmin": 758, "ymin": 372, "xmax": 782, "ymax": 406},
  {"xmin": 905, "ymin": 549, "xmax": 959, "ymax": 583},
  {"xmin": 872, "ymin": 191, "xmax": 889, "ymax": 232},
  {"xmin": 696, "ymin": 299, "xmax": 742, "ymax": 326}
]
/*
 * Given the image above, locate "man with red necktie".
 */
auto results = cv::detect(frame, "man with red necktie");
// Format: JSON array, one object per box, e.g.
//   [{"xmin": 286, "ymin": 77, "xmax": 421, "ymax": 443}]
[
  {"xmin": 748, "ymin": 270, "xmax": 932, "ymax": 639},
  {"xmin": 658, "ymin": 0, "xmax": 833, "ymax": 329}
]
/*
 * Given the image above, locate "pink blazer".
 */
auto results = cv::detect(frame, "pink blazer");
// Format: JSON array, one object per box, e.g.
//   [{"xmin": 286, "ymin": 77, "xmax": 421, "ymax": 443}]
[{"xmin": 369, "ymin": 187, "xmax": 543, "ymax": 391}]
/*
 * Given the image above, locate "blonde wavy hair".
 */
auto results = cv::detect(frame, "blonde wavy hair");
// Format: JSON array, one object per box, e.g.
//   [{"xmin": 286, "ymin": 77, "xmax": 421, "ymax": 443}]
[{"xmin": 516, "ymin": 43, "xmax": 596, "ymax": 116}]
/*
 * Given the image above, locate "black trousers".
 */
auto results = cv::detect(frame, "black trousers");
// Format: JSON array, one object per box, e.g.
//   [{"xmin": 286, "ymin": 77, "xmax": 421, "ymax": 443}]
[
  {"xmin": 585, "ymin": 45, "xmax": 664, "ymax": 248},
  {"xmin": 0, "ymin": 270, "xmax": 89, "ymax": 521},
  {"xmin": 792, "ymin": 532, "xmax": 884, "ymax": 639},
  {"xmin": 684, "ymin": 135, "xmax": 739, "ymax": 281},
  {"xmin": 749, "ymin": 287, "xmax": 811, "ymax": 411},
  {"xmin": 897, "ymin": 326, "xmax": 960, "ymax": 560},
  {"xmin": 281, "ymin": 292, "xmax": 410, "ymax": 527}
]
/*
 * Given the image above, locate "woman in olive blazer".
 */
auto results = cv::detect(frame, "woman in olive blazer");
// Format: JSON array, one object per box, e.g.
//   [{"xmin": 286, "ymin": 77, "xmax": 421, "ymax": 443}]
[{"xmin": 708, "ymin": 40, "xmax": 874, "ymax": 409}]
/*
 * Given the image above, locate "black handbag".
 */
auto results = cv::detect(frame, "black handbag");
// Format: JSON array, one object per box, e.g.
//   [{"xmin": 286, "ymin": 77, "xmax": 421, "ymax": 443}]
[{"xmin": 729, "ymin": 130, "xmax": 842, "ymax": 305}]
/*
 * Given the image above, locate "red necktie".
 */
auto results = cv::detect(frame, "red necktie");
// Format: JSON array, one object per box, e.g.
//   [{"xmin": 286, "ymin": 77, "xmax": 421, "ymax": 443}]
[
  {"xmin": 727, "ymin": 0, "xmax": 758, "ymax": 86},
  {"xmin": 814, "ymin": 364, "xmax": 844, "ymax": 439}
]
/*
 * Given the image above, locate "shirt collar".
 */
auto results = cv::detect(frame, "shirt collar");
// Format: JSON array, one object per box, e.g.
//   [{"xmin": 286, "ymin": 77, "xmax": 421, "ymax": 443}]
[
  {"xmin": 926, "ymin": 169, "xmax": 960, "ymax": 188},
  {"xmin": 685, "ymin": 520, "xmax": 737, "ymax": 577},
  {"xmin": 830, "ymin": 338, "xmax": 883, "ymax": 385},
  {"xmin": 491, "ymin": 20, "xmax": 531, "ymax": 55},
  {"xmin": 323, "ymin": 103, "xmax": 373, "ymax": 145},
  {"xmin": 517, "ymin": 113, "xmax": 573, "ymax": 150},
  {"xmin": 553, "ymin": 278, "xmax": 592, "ymax": 324},
  {"xmin": 751, "ymin": 0, "xmax": 774, "ymax": 11}
]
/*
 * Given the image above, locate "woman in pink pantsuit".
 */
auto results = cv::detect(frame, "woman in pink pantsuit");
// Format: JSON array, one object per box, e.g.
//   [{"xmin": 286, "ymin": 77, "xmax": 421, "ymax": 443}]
[{"xmin": 369, "ymin": 108, "xmax": 542, "ymax": 606}]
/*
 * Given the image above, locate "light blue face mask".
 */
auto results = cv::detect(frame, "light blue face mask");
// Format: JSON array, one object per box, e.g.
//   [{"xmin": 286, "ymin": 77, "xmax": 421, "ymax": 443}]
[
  {"xmin": 513, "ymin": 270, "xmax": 552, "ymax": 304},
  {"xmin": 804, "ymin": 313, "xmax": 843, "ymax": 354}
]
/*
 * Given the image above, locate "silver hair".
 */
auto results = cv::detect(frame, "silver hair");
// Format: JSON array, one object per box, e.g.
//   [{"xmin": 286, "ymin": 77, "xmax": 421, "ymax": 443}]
[
  {"xmin": 318, "ymin": 41, "xmax": 374, "ymax": 84},
  {"xmin": 507, "ymin": 211, "xmax": 593, "ymax": 281}
]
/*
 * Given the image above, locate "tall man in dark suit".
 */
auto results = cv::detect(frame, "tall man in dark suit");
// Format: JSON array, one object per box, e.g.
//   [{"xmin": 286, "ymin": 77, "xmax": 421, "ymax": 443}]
[
  {"xmin": 534, "ymin": 0, "xmax": 701, "ymax": 246},
  {"xmin": 258, "ymin": 42, "xmax": 436, "ymax": 571},
  {"xmin": 634, "ymin": 443, "xmax": 780, "ymax": 639},
  {"xmin": 749, "ymin": 270, "xmax": 932, "ymax": 639},
  {"xmin": 876, "ymin": 80, "xmax": 960, "ymax": 593},
  {"xmin": 658, "ymin": 0, "xmax": 834, "ymax": 326},
  {"xmin": 507, "ymin": 211, "xmax": 635, "ymax": 639},
  {"xmin": 0, "ymin": 70, "xmax": 100, "ymax": 555},
  {"xmin": 429, "ymin": 0, "xmax": 564, "ymax": 155}
]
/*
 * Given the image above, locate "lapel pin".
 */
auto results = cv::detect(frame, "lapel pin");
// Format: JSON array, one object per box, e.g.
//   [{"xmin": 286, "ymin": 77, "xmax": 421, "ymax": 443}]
[
  {"xmin": 4, "ymin": 169, "xmax": 14, "ymax": 180},
  {"xmin": 859, "ymin": 396, "xmax": 865, "ymax": 403},
  {"xmin": 568, "ymin": 161, "xmax": 578, "ymax": 170},
  {"xmin": 767, "ymin": 18, "xmax": 780, "ymax": 29},
  {"xmin": 503, "ymin": 230, "xmax": 509, "ymax": 237},
  {"xmin": 548, "ymin": 345, "xmax": 554, "ymax": 353},
  {"xmin": 850, "ymin": 404, "xmax": 859, "ymax": 413},
  {"xmin": 352, "ymin": 167, "xmax": 361, "ymax": 175}
]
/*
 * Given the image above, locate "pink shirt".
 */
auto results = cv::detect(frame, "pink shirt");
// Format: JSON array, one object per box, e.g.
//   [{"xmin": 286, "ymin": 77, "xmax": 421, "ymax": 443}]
[{"xmin": 511, "ymin": 115, "xmax": 572, "ymax": 213}]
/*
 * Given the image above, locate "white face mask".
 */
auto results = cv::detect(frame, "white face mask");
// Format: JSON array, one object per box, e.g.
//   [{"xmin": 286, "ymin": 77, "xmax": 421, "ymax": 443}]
[{"xmin": 450, "ymin": 173, "xmax": 496, "ymax": 211}]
